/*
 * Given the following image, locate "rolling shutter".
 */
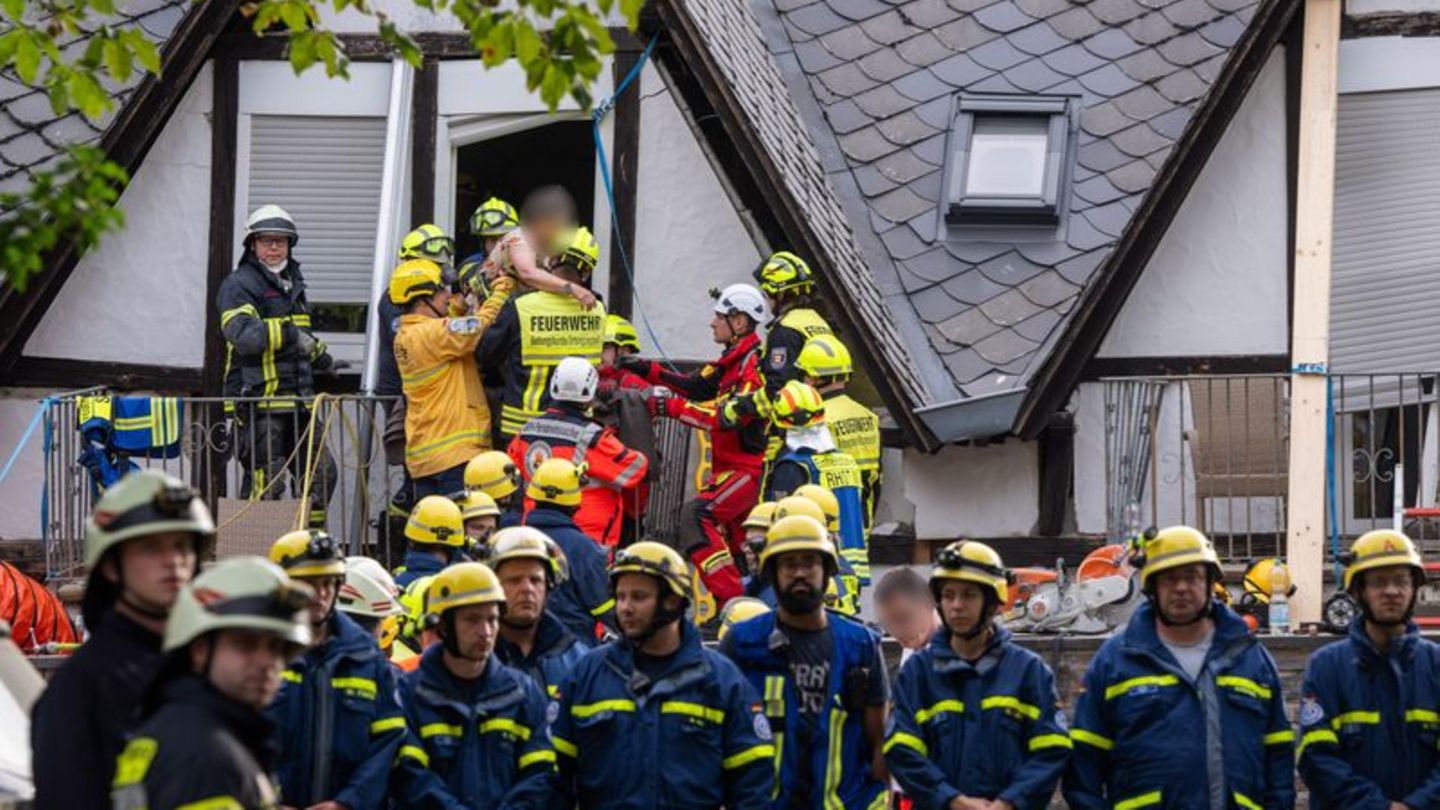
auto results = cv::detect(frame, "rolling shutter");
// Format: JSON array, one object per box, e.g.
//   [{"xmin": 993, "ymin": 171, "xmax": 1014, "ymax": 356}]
[
  {"xmin": 1332, "ymin": 89, "xmax": 1440, "ymax": 373},
  {"xmin": 246, "ymin": 115, "xmax": 386, "ymax": 304}
]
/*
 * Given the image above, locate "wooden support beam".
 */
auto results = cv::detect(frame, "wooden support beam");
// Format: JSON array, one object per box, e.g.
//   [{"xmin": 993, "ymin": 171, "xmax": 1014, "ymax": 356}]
[
  {"xmin": 1285, "ymin": 0, "xmax": 1341, "ymax": 627},
  {"xmin": 410, "ymin": 59, "xmax": 439, "ymax": 226},
  {"xmin": 606, "ymin": 51, "xmax": 642, "ymax": 320}
]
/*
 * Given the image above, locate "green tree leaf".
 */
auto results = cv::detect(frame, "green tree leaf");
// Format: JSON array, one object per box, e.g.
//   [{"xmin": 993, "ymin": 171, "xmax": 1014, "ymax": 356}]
[
  {"xmin": 14, "ymin": 31, "xmax": 40, "ymax": 84},
  {"xmin": 102, "ymin": 37, "xmax": 132, "ymax": 82}
]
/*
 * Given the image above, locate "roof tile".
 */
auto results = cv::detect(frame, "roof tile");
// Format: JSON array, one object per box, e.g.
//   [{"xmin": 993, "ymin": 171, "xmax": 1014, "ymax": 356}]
[
  {"xmin": 0, "ymin": 131, "xmax": 51, "ymax": 168},
  {"xmin": 1012, "ymin": 307, "xmax": 1065, "ymax": 342},
  {"xmin": 853, "ymin": 83, "xmax": 915, "ymax": 118},
  {"xmin": 876, "ymin": 146, "xmax": 942, "ymax": 183},
  {"xmin": 1003, "ymin": 56, "xmax": 1067, "ymax": 92},
  {"xmin": 1147, "ymin": 104, "xmax": 1195, "ymax": 138},
  {"xmin": 946, "ymin": 0, "xmax": 1005, "ymax": 12},
  {"xmin": 910, "ymin": 132, "xmax": 949, "ymax": 165},
  {"xmin": 973, "ymin": 1, "xmax": 1036, "ymax": 33},
  {"xmin": 1041, "ymin": 43, "xmax": 1109, "ymax": 77},
  {"xmin": 5, "ymin": 92, "xmax": 55, "ymax": 128},
  {"xmin": 942, "ymin": 267, "xmax": 1010, "ymax": 304},
  {"xmin": 879, "ymin": 221, "xmax": 935, "ymax": 259},
  {"xmin": 830, "ymin": 0, "xmax": 893, "ymax": 21},
  {"xmin": 1079, "ymin": 101, "xmax": 1133, "ymax": 137},
  {"xmin": 1014, "ymin": 0, "xmax": 1072, "ymax": 18},
  {"xmin": 911, "ymin": 286, "xmax": 966, "ymax": 322},
  {"xmin": 1065, "ymin": 211, "xmax": 1115, "ymax": 251},
  {"xmin": 945, "ymin": 241, "xmax": 1012, "ymax": 264},
  {"xmin": 1080, "ymin": 201, "xmax": 1133, "ymax": 237},
  {"xmin": 1113, "ymin": 84, "xmax": 1171, "ymax": 120},
  {"xmin": 1199, "ymin": 13, "xmax": 1248, "ymax": 47},
  {"xmin": 1115, "ymin": 49, "xmax": 1175, "ymax": 83},
  {"xmin": 1161, "ymin": 0, "xmax": 1222, "ymax": 29},
  {"xmin": 1155, "ymin": 66, "xmax": 1207, "ymax": 102},
  {"xmin": 854, "ymin": 164, "xmax": 900, "ymax": 196},
  {"xmin": 1075, "ymin": 138, "xmax": 1133, "ymax": 174},
  {"xmin": 1087, "ymin": 0, "xmax": 1147, "ymax": 25},
  {"xmin": 819, "ymin": 25, "xmax": 885, "ymax": 60},
  {"xmin": 913, "ymin": 96, "xmax": 955, "ymax": 129},
  {"xmin": 1108, "ymin": 158, "xmax": 1159, "ymax": 193},
  {"xmin": 932, "ymin": 16, "xmax": 1002, "ymax": 51},
  {"xmin": 1046, "ymin": 5, "xmax": 1106, "ymax": 39},
  {"xmin": 1082, "ymin": 28, "xmax": 1145, "ymax": 59},
  {"xmin": 1123, "ymin": 10, "xmax": 1178, "ymax": 44},
  {"xmin": 860, "ymin": 9, "xmax": 924, "ymax": 44},
  {"xmin": 877, "ymin": 110, "xmax": 941, "ymax": 146},
  {"xmin": 858, "ymin": 47, "xmax": 918, "ymax": 82},
  {"xmin": 931, "ymin": 52, "xmax": 993, "ymax": 86},
  {"xmin": 1008, "ymin": 21, "xmax": 1069, "ymax": 56},
  {"xmin": 789, "ymin": 3, "xmax": 852, "ymax": 35},
  {"xmin": 1110, "ymin": 122, "xmax": 1169, "ymax": 157},
  {"xmin": 934, "ymin": 307, "xmax": 1005, "ymax": 345},
  {"xmin": 817, "ymin": 61, "xmax": 881, "ymax": 97},
  {"xmin": 1157, "ymin": 30, "xmax": 1223, "ymax": 66},
  {"xmin": 968, "ymin": 36, "xmax": 1031, "ymax": 71},
  {"xmin": 1193, "ymin": 50, "xmax": 1229, "ymax": 83},
  {"xmin": 794, "ymin": 39, "xmax": 846, "ymax": 72},
  {"xmin": 839, "ymin": 126, "xmax": 902, "ymax": 162},
  {"xmin": 973, "ymin": 328, "xmax": 1039, "ymax": 365},
  {"xmin": 893, "ymin": 69, "xmax": 954, "ymax": 102},
  {"xmin": 1078, "ymin": 62, "xmax": 1141, "ymax": 98},
  {"xmin": 976, "ymin": 250, "xmax": 1046, "ymax": 286},
  {"xmin": 980, "ymin": 288, "xmax": 1045, "ymax": 326},
  {"xmin": 895, "ymin": 31, "xmax": 956, "ymax": 67},
  {"xmin": 1073, "ymin": 172, "xmax": 1130, "ymax": 205},
  {"xmin": 824, "ymin": 99, "xmax": 873, "ymax": 134},
  {"xmin": 906, "ymin": 246, "xmax": 964, "ymax": 282},
  {"xmin": 896, "ymin": 0, "xmax": 963, "ymax": 28},
  {"xmin": 939, "ymin": 348, "xmax": 1000, "ymax": 386}
]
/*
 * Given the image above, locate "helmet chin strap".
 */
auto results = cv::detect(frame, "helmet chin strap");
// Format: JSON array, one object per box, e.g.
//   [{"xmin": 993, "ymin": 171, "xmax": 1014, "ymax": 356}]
[
  {"xmin": 948, "ymin": 594, "xmax": 997, "ymax": 642},
  {"xmin": 629, "ymin": 600, "xmax": 684, "ymax": 649}
]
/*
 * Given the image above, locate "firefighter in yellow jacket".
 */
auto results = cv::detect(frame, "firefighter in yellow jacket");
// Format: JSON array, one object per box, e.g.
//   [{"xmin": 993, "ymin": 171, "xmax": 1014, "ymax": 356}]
[{"xmin": 393, "ymin": 258, "xmax": 515, "ymax": 497}]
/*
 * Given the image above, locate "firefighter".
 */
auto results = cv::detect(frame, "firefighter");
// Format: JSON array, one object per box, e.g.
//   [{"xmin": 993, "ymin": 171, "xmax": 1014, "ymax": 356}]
[
  {"xmin": 219, "ymin": 204, "xmax": 336, "ymax": 527},
  {"xmin": 599, "ymin": 313, "xmax": 651, "ymax": 396},
  {"xmin": 792, "ymin": 484, "xmax": 865, "ymax": 611},
  {"xmin": 720, "ymin": 514, "xmax": 890, "ymax": 809},
  {"xmin": 479, "ymin": 208, "xmax": 607, "ymax": 443},
  {"xmin": 32, "ymin": 471, "xmax": 211, "ymax": 810},
  {"xmin": 392, "ymin": 258, "xmax": 515, "ymax": 497},
  {"xmin": 337, "ymin": 555, "xmax": 404, "ymax": 656},
  {"xmin": 465, "ymin": 449, "xmax": 525, "ymax": 527},
  {"xmin": 766, "ymin": 380, "xmax": 870, "ymax": 584},
  {"xmin": 718, "ymin": 596, "xmax": 771, "ymax": 642},
  {"xmin": 266, "ymin": 530, "xmax": 406, "ymax": 810},
  {"xmin": 886, "ymin": 540, "xmax": 1070, "ymax": 809},
  {"xmin": 745, "ymin": 495, "xmax": 860, "ymax": 617},
  {"xmin": 470, "ymin": 196, "xmax": 520, "ymax": 258},
  {"xmin": 508, "ymin": 356, "xmax": 649, "ymax": 547},
  {"xmin": 488, "ymin": 525, "xmax": 587, "ymax": 698},
  {"xmin": 110, "ymin": 557, "xmax": 312, "ymax": 810},
  {"xmin": 1297, "ymin": 529, "xmax": 1440, "ymax": 808},
  {"xmin": 454, "ymin": 489, "xmax": 501, "ymax": 553},
  {"xmin": 392, "ymin": 562, "xmax": 557, "ymax": 807},
  {"xmin": 520, "ymin": 457, "xmax": 616, "ymax": 645},
  {"xmin": 741, "ymin": 501, "xmax": 776, "ymax": 595},
  {"xmin": 797, "ymin": 334, "xmax": 881, "ymax": 529},
  {"xmin": 550, "ymin": 541, "xmax": 774, "ymax": 808},
  {"xmin": 1063, "ymin": 526, "xmax": 1295, "ymax": 810},
  {"xmin": 394, "ymin": 494, "xmax": 467, "ymax": 590}
]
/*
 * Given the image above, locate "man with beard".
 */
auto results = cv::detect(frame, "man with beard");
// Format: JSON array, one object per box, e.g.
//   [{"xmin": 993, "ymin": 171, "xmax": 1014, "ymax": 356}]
[
  {"xmin": 1064, "ymin": 526, "xmax": 1295, "ymax": 810},
  {"xmin": 488, "ymin": 526, "xmax": 586, "ymax": 698},
  {"xmin": 885, "ymin": 541, "xmax": 1069, "ymax": 809},
  {"xmin": 721, "ymin": 514, "xmax": 889, "ymax": 809},
  {"xmin": 1298, "ymin": 530, "xmax": 1440, "ymax": 808},
  {"xmin": 550, "ymin": 541, "xmax": 773, "ymax": 808}
]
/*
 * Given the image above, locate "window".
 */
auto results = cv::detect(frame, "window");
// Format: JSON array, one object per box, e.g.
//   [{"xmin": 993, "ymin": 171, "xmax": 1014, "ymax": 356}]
[{"xmin": 947, "ymin": 96, "xmax": 1070, "ymax": 225}]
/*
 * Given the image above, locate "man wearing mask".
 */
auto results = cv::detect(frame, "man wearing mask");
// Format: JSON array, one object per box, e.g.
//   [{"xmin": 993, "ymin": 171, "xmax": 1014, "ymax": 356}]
[{"xmin": 487, "ymin": 526, "xmax": 587, "ymax": 698}]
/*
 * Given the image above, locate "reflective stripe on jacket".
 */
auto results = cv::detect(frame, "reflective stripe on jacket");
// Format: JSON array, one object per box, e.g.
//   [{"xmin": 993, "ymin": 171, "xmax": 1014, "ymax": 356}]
[
  {"xmin": 494, "ymin": 610, "xmax": 588, "ymax": 699},
  {"xmin": 217, "ymin": 253, "xmax": 317, "ymax": 410}
]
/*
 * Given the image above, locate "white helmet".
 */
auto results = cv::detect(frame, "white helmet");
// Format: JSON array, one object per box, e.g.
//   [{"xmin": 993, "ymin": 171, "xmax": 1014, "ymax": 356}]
[
  {"xmin": 712, "ymin": 283, "xmax": 768, "ymax": 322},
  {"xmin": 550, "ymin": 356, "xmax": 600, "ymax": 403},
  {"xmin": 246, "ymin": 204, "xmax": 298, "ymax": 244},
  {"xmin": 338, "ymin": 556, "xmax": 402, "ymax": 618}
]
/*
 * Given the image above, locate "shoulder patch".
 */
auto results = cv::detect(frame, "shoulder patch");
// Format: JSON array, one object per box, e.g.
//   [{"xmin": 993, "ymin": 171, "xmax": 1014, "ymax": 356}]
[
  {"xmin": 448, "ymin": 316, "xmax": 481, "ymax": 335},
  {"xmin": 1054, "ymin": 708, "xmax": 1070, "ymax": 731},
  {"xmin": 1299, "ymin": 696, "xmax": 1325, "ymax": 727},
  {"xmin": 547, "ymin": 699, "xmax": 561, "ymax": 725},
  {"xmin": 769, "ymin": 347, "xmax": 788, "ymax": 369},
  {"xmin": 753, "ymin": 712, "xmax": 773, "ymax": 742}
]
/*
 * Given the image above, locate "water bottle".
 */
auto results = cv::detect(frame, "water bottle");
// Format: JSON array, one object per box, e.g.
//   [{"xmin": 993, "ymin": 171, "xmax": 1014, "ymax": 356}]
[{"xmin": 1269, "ymin": 561, "xmax": 1291, "ymax": 635}]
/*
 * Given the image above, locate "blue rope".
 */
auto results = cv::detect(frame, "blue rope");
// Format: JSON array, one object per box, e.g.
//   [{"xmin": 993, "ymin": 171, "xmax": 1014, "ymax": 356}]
[{"xmin": 0, "ymin": 397, "xmax": 50, "ymax": 487}]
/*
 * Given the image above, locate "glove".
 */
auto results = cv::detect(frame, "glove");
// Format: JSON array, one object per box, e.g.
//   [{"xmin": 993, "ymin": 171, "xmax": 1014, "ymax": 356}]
[
  {"xmin": 719, "ymin": 394, "xmax": 756, "ymax": 429},
  {"xmin": 312, "ymin": 352, "xmax": 335, "ymax": 374},
  {"xmin": 616, "ymin": 354, "xmax": 653, "ymax": 379},
  {"xmin": 295, "ymin": 329, "xmax": 318, "ymax": 358},
  {"xmin": 647, "ymin": 386, "xmax": 674, "ymax": 417}
]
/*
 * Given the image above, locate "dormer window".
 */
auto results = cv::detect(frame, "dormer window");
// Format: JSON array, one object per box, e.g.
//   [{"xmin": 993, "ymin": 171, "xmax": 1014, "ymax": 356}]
[{"xmin": 947, "ymin": 95, "xmax": 1070, "ymax": 225}]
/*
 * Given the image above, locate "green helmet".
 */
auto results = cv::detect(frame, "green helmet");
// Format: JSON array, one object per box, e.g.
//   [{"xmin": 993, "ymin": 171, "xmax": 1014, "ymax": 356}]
[
  {"xmin": 164, "ymin": 556, "xmax": 313, "ymax": 653},
  {"xmin": 85, "ymin": 470, "xmax": 215, "ymax": 571}
]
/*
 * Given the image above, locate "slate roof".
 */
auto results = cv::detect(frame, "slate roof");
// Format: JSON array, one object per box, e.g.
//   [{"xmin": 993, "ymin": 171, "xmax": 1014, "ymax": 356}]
[
  {"xmin": 0, "ymin": 0, "xmax": 191, "ymax": 196},
  {"xmin": 673, "ymin": 0, "xmax": 1267, "ymax": 414}
]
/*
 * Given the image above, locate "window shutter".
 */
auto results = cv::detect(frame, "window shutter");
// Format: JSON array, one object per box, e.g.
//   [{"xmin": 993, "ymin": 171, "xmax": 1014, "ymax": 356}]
[{"xmin": 246, "ymin": 115, "xmax": 387, "ymax": 304}]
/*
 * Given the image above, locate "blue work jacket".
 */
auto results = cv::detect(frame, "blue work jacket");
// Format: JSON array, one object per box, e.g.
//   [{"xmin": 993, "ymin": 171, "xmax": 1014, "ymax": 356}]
[
  {"xmin": 394, "ymin": 549, "xmax": 448, "ymax": 591},
  {"xmin": 493, "ymin": 610, "xmax": 587, "ymax": 699},
  {"xmin": 522, "ymin": 507, "xmax": 615, "ymax": 645}
]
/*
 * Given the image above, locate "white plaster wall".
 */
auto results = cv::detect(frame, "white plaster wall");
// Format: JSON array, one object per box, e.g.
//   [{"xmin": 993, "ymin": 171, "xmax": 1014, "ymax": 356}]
[
  {"xmin": 0, "ymin": 392, "xmax": 53, "ymax": 540},
  {"xmin": 318, "ymin": 0, "xmax": 628, "ymax": 34},
  {"xmin": 1097, "ymin": 50, "xmax": 1288, "ymax": 359},
  {"xmin": 24, "ymin": 62, "xmax": 213, "ymax": 367},
  {"xmin": 902, "ymin": 441, "xmax": 1038, "ymax": 538}
]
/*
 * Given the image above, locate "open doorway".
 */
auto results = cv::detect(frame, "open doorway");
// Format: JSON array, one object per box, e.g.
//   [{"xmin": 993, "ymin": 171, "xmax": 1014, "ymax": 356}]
[{"xmin": 453, "ymin": 120, "xmax": 596, "ymax": 261}]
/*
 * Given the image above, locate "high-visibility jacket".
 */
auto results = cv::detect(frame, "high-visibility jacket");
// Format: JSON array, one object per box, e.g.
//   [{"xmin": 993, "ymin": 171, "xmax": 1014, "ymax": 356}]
[
  {"xmin": 721, "ymin": 610, "xmax": 889, "ymax": 810},
  {"xmin": 769, "ymin": 445, "xmax": 870, "ymax": 584},
  {"xmin": 217, "ymin": 253, "xmax": 324, "ymax": 412},
  {"xmin": 494, "ymin": 609, "xmax": 588, "ymax": 699},
  {"xmin": 550, "ymin": 622, "xmax": 774, "ymax": 809},
  {"xmin": 1297, "ymin": 619, "xmax": 1440, "ymax": 808},
  {"xmin": 641, "ymin": 332, "xmax": 767, "ymax": 479},
  {"xmin": 395, "ymin": 284, "xmax": 510, "ymax": 478},
  {"xmin": 760, "ymin": 307, "xmax": 833, "ymax": 463},
  {"xmin": 267, "ymin": 611, "xmax": 406, "ymax": 810},
  {"xmin": 522, "ymin": 507, "xmax": 616, "ymax": 645},
  {"xmin": 886, "ymin": 626, "xmax": 1070, "ymax": 810},
  {"xmin": 508, "ymin": 404, "xmax": 648, "ymax": 547},
  {"xmin": 392, "ymin": 644, "xmax": 556, "ymax": 808},
  {"xmin": 478, "ymin": 291, "xmax": 607, "ymax": 439},
  {"xmin": 824, "ymin": 391, "xmax": 881, "ymax": 528},
  {"xmin": 1063, "ymin": 600, "xmax": 1296, "ymax": 810}
]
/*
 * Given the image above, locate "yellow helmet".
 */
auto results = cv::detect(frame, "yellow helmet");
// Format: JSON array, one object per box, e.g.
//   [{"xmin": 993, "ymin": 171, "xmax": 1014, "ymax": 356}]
[
  {"xmin": 794, "ymin": 484, "xmax": 840, "ymax": 532},
  {"xmin": 470, "ymin": 197, "xmax": 519, "ymax": 237},
  {"xmin": 388, "ymin": 259, "xmax": 445, "ymax": 305},
  {"xmin": 527, "ymin": 457, "xmax": 584, "ymax": 508},
  {"xmin": 398, "ymin": 223, "xmax": 454, "ymax": 262},
  {"xmin": 339, "ymin": 556, "xmax": 403, "ymax": 618},
  {"xmin": 759, "ymin": 515, "xmax": 838, "ymax": 573},
  {"xmin": 931, "ymin": 540, "xmax": 1011, "ymax": 604},
  {"xmin": 268, "ymin": 529, "xmax": 345, "ymax": 578},
  {"xmin": 796, "ymin": 334, "xmax": 853, "ymax": 381},
  {"xmin": 773, "ymin": 495, "xmax": 827, "ymax": 527},
  {"xmin": 456, "ymin": 257, "xmax": 490, "ymax": 299},
  {"xmin": 556, "ymin": 226, "xmax": 599, "ymax": 274},
  {"xmin": 398, "ymin": 574, "xmax": 436, "ymax": 637},
  {"xmin": 604, "ymin": 314, "xmax": 641, "ymax": 351},
  {"xmin": 1343, "ymin": 529, "xmax": 1425, "ymax": 591},
  {"xmin": 427, "ymin": 562, "xmax": 506, "ymax": 616},
  {"xmin": 611, "ymin": 541, "xmax": 692, "ymax": 602},
  {"xmin": 1133, "ymin": 525, "xmax": 1222, "ymax": 589},
  {"xmin": 1241, "ymin": 558, "xmax": 1296, "ymax": 605},
  {"xmin": 742, "ymin": 502, "xmax": 778, "ymax": 531},
  {"xmin": 718, "ymin": 596, "xmax": 771, "ymax": 641},
  {"xmin": 487, "ymin": 526, "xmax": 568, "ymax": 587},
  {"xmin": 753, "ymin": 250, "xmax": 814, "ymax": 296},
  {"xmin": 454, "ymin": 490, "xmax": 501, "ymax": 521},
  {"xmin": 771, "ymin": 381, "xmax": 826, "ymax": 430},
  {"xmin": 164, "ymin": 556, "xmax": 313, "ymax": 653},
  {"xmin": 405, "ymin": 495, "xmax": 466, "ymax": 548},
  {"xmin": 465, "ymin": 451, "xmax": 522, "ymax": 501}
]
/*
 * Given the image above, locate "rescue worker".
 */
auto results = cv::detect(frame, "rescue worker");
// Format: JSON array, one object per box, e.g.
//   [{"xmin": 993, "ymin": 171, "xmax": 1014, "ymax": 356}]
[
  {"xmin": 394, "ymin": 494, "xmax": 467, "ymax": 590},
  {"xmin": 110, "ymin": 557, "xmax": 312, "ymax": 810},
  {"xmin": 550, "ymin": 541, "xmax": 775, "ymax": 808},
  {"xmin": 620, "ymin": 282, "xmax": 768, "ymax": 606},
  {"xmin": 455, "ymin": 489, "xmax": 501, "ymax": 551},
  {"xmin": 1297, "ymin": 529, "xmax": 1440, "ymax": 808},
  {"xmin": 266, "ymin": 530, "xmax": 406, "ymax": 810},
  {"xmin": 508, "ymin": 356, "xmax": 649, "ymax": 547},
  {"xmin": 465, "ymin": 449, "xmax": 525, "ymax": 527},
  {"xmin": 721, "ymin": 514, "xmax": 890, "ymax": 809},
  {"xmin": 794, "ymin": 483, "xmax": 864, "ymax": 611},
  {"xmin": 392, "ymin": 562, "xmax": 556, "ymax": 807},
  {"xmin": 32, "ymin": 471, "xmax": 211, "ymax": 810},
  {"xmin": 718, "ymin": 596, "xmax": 771, "ymax": 642},
  {"xmin": 479, "ymin": 221, "xmax": 607, "ymax": 441},
  {"xmin": 520, "ymin": 457, "xmax": 615, "ymax": 644},
  {"xmin": 741, "ymin": 501, "xmax": 777, "ymax": 595},
  {"xmin": 598, "ymin": 314, "xmax": 651, "ymax": 397},
  {"xmin": 219, "ymin": 204, "xmax": 336, "ymax": 526},
  {"xmin": 797, "ymin": 334, "xmax": 882, "ymax": 528},
  {"xmin": 488, "ymin": 525, "xmax": 587, "ymax": 698},
  {"xmin": 748, "ymin": 495, "xmax": 860, "ymax": 617},
  {"xmin": 338, "ymin": 555, "xmax": 404, "ymax": 656},
  {"xmin": 885, "ymin": 541, "xmax": 1070, "ymax": 809},
  {"xmin": 392, "ymin": 577, "xmax": 443, "ymax": 672},
  {"xmin": 392, "ymin": 258, "xmax": 515, "ymax": 496},
  {"xmin": 469, "ymin": 196, "xmax": 520, "ymax": 259},
  {"xmin": 1063, "ymin": 526, "xmax": 1295, "ymax": 810},
  {"xmin": 766, "ymin": 379, "xmax": 871, "ymax": 584}
]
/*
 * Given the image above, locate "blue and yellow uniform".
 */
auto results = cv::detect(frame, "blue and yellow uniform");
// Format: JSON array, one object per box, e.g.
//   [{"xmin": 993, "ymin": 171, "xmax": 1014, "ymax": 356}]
[{"xmin": 494, "ymin": 609, "xmax": 587, "ymax": 699}]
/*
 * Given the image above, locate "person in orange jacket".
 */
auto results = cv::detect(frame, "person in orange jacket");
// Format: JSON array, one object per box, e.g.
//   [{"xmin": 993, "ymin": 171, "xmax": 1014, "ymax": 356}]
[{"xmin": 508, "ymin": 356, "xmax": 649, "ymax": 548}]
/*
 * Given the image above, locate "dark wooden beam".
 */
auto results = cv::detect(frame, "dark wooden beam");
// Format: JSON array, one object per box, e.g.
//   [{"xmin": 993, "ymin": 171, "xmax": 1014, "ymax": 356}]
[
  {"xmin": 1081, "ymin": 354, "xmax": 1292, "ymax": 380},
  {"xmin": 203, "ymin": 57, "xmax": 239, "ymax": 397},
  {"xmin": 1036, "ymin": 411, "xmax": 1075, "ymax": 537},
  {"xmin": 410, "ymin": 59, "xmax": 439, "ymax": 226},
  {"xmin": 606, "ymin": 50, "xmax": 642, "ymax": 320},
  {"xmin": 1284, "ymin": 11, "xmax": 1302, "ymax": 358},
  {"xmin": 6, "ymin": 358, "xmax": 203, "ymax": 393},
  {"xmin": 216, "ymin": 28, "xmax": 645, "ymax": 61},
  {"xmin": 1342, "ymin": 11, "xmax": 1440, "ymax": 37}
]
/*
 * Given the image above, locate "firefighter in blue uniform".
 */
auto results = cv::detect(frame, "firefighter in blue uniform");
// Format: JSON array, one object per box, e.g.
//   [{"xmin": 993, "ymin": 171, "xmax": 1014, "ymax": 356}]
[
  {"xmin": 1298, "ymin": 529, "xmax": 1440, "ymax": 809},
  {"xmin": 394, "ymin": 494, "xmax": 467, "ymax": 590},
  {"xmin": 392, "ymin": 561, "xmax": 556, "ymax": 807},
  {"xmin": 721, "ymin": 514, "xmax": 891, "ymax": 810},
  {"xmin": 1063, "ymin": 525, "xmax": 1295, "ymax": 810},
  {"xmin": 885, "ymin": 540, "xmax": 1070, "ymax": 809},
  {"xmin": 265, "ymin": 530, "xmax": 405, "ymax": 810},
  {"xmin": 520, "ymin": 457, "xmax": 616, "ymax": 645},
  {"xmin": 550, "ymin": 541, "xmax": 775, "ymax": 809},
  {"xmin": 487, "ymin": 525, "xmax": 587, "ymax": 698}
]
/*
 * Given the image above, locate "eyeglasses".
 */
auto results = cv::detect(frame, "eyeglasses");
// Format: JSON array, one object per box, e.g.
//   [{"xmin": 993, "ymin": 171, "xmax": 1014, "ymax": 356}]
[{"xmin": 253, "ymin": 235, "xmax": 289, "ymax": 249}]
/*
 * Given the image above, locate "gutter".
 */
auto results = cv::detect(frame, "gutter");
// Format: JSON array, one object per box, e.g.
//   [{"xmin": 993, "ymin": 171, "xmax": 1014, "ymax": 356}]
[{"xmin": 914, "ymin": 388, "xmax": 1028, "ymax": 444}]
